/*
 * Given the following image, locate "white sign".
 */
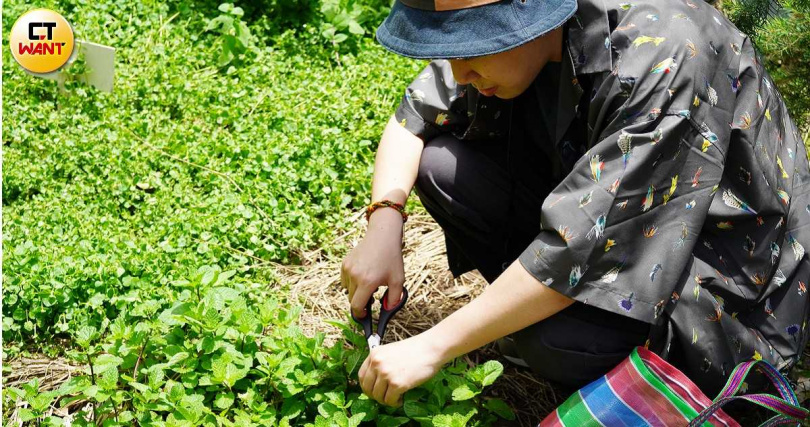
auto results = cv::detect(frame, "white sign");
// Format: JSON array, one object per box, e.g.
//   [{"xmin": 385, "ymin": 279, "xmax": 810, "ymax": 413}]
[{"xmin": 24, "ymin": 40, "xmax": 115, "ymax": 92}]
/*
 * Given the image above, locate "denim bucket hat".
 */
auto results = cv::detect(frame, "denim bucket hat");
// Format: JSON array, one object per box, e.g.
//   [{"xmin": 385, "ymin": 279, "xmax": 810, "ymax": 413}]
[{"xmin": 375, "ymin": 0, "xmax": 577, "ymax": 60}]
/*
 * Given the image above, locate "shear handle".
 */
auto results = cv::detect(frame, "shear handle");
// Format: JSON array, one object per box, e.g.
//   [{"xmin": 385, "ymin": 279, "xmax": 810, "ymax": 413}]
[{"xmin": 376, "ymin": 287, "xmax": 409, "ymax": 340}]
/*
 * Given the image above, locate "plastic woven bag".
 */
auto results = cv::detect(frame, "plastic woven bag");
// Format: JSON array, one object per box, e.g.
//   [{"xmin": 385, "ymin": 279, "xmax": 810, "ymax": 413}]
[{"xmin": 539, "ymin": 346, "xmax": 808, "ymax": 426}]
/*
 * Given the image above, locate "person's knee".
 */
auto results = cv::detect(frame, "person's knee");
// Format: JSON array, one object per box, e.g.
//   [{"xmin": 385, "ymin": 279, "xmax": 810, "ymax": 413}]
[{"xmin": 415, "ymin": 133, "xmax": 461, "ymax": 204}]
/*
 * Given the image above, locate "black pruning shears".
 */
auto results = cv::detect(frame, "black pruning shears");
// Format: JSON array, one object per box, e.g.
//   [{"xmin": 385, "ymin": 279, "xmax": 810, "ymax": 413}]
[{"xmin": 351, "ymin": 287, "xmax": 409, "ymax": 349}]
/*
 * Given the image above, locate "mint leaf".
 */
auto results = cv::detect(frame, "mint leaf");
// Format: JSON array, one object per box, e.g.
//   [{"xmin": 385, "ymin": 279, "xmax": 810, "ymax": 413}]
[
  {"xmin": 376, "ymin": 415, "xmax": 410, "ymax": 427},
  {"xmin": 466, "ymin": 360, "xmax": 504, "ymax": 387},
  {"xmin": 450, "ymin": 383, "xmax": 479, "ymax": 401},
  {"xmin": 214, "ymin": 392, "xmax": 235, "ymax": 410},
  {"xmin": 280, "ymin": 397, "xmax": 304, "ymax": 419},
  {"xmin": 483, "ymin": 398, "xmax": 515, "ymax": 420}
]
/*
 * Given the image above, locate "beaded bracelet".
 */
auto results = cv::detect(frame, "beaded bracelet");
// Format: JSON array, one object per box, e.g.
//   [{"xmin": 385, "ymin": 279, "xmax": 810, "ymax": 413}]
[{"xmin": 365, "ymin": 200, "xmax": 408, "ymax": 223}]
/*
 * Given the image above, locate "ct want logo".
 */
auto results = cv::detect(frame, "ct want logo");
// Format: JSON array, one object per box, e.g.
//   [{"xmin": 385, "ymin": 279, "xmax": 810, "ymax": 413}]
[
  {"xmin": 29, "ymin": 22, "xmax": 58, "ymax": 41},
  {"xmin": 9, "ymin": 9, "xmax": 75, "ymax": 74}
]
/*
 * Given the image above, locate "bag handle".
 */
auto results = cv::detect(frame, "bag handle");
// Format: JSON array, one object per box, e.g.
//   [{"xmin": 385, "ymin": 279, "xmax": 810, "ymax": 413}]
[
  {"xmin": 716, "ymin": 359, "xmax": 799, "ymax": 404},
  {"xmin": 761, "ymin": 413, "xmax": 810, "ymax": 427},
  {"xmin": 687, "ymin": 359, "xmax": 809, "ymax": 427},
  {"xmin": 689, "ymin": 393, "xmax": 808, "ymax": 426}
]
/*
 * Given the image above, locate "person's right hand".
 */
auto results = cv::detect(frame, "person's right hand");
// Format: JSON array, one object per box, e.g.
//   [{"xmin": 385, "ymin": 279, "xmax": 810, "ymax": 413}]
[{"xmin": 341, "ymin": 208, "xmax": 406, "ymax": 319}]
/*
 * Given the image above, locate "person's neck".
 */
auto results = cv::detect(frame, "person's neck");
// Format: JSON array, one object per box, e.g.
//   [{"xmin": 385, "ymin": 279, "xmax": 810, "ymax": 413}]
[{"xmin": 546, "ymin": 26, "xmax": 564, "ymax": 63}]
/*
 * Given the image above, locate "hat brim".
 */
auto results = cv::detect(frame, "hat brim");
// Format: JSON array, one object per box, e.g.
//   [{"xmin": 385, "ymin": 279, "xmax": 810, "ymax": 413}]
[{"xmin": 375, "ymin": 0, "xmax": 577, "ymax": 60}]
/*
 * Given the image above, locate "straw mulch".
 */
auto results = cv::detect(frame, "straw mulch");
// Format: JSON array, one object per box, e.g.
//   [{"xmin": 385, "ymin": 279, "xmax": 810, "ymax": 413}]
[
  {"xmin": 282, "ymin": 208, "xmax": 566, "ymax": 425},
  {"xmin": 3, "ymin": 356, "xmax": 92, "ymax": 425},
  {"xmin": 10, "ymin": 207, "xmax": 806, "ymax": 425}
]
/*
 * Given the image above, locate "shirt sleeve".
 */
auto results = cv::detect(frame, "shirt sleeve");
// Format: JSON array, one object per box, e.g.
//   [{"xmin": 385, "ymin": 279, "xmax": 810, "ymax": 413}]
[
  {"xmin": 394, "ymin": 60, "xmax": 470, "ymax": 142},
  {"xmin": 517, "ymin": 111, "xmax": 725, "ymax": 324}
]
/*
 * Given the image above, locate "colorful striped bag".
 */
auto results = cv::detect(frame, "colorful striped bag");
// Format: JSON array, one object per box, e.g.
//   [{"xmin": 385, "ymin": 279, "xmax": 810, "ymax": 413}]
[{"xmin": 539, "ymin": 346, "xmax": 808, "ymax": 426}]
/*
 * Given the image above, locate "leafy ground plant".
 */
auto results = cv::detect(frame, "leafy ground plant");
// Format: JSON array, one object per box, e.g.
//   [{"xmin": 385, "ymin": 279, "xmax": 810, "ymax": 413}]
[
  {"xmin": 2, "ymin": 0, "xmax": 425, "ymax": 357},
  {"xmin": 206, "ymin": 3, "xmax": 254, "ymax": 69},
  {"xmin": 4, "ymin": 266, "xmax": 515, "ymax": 426}
]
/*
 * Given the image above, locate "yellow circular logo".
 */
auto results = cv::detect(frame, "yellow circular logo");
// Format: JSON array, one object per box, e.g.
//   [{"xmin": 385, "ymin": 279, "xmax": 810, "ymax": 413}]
[{"xmin": 9, "ymin": 9, "xmax": 75, "ymax": 74}]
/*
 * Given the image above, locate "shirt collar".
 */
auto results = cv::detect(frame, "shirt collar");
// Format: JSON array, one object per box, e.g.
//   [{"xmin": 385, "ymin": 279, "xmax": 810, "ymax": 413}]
[
  {"xmin": 549, "ymin": 0, "xmax": 611, "ymax": 147},
  {"xmin": 566, "ymin": 0, "xmax": 613, "ymax": 76},
  {"xmin": 552, "ymin": 26, "xmax": 584, "ymax": 147}
]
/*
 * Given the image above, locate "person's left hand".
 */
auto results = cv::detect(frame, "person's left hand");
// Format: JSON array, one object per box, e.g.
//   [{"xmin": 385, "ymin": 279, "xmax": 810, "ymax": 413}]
[{"xmin": 358, "ymin": 334, "xmax": 445, "ymax": 407}]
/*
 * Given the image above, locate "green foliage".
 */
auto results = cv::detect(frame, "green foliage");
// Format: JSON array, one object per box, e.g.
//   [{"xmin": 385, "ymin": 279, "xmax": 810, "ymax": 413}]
[
  {"xmin": 6, "ymin": 379, "xmax": 60, "ymax": 424},
  {"xmin": 723, "ymin": 0, "xmax": 810, "ymax": 129},
  {"xmin": 3, "ymin": 267, "xmax": 514, "ymax": 425},
  {"xmin": 752, "ymin": 0, "xmax": 810, "ymax": 129},
  {"xmin": 319, "ymin": 0, "xmax": 393, "ymax": 48},
  {"xmin": 320, "ymin": 0, "xmax": 368, "ymax": 45},
  {"xmin": 2, "ymin": 1, "xmax": 514, "ymax": 425},
  {"xmin": 720, "ymin": 0, "xmax": 782, "ymax": 38},
  {"xmin": 2, "ymin": 0, "xmax": 424, "ymax": 353},
  {"xmin": 174, "ymin": 0, "xmax": 392, "ymax": 54},
  {"xmin": 205, "ymin": 3, "xmax": 255, "ymax": 69}
]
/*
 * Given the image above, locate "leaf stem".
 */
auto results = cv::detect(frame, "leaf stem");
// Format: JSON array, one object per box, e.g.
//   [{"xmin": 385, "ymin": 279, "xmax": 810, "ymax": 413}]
[
  {"xmin": 133, "ymin": 338, "xmax": 149, "ymax": 383},
  {"xmin": 85, "ymin": 351, "xmax": 98, "ymax": 425}
]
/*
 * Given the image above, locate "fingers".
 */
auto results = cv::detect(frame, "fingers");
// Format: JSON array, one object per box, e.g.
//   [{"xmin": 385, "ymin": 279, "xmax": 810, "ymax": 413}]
[
  {"xmin": 372, "ymin": 374, "xmax": 388, "ymax": 403},
  {"xmin": 351, "ymin": 281, "xmax": 376, "ymax": 319},
  {"xmin": 358, "ymin": 355, "xmax": 369, "ymax": 386},
  {"xmin": 340, "ymin": 261, "xmax": 354, "ymax": 302},
  {"xmin": 340, "ymin": 262, "xmax": 346, "ymax": 291},
  {"xmin": 368, "ymin": 364, "xmax": 400, "ymax": 407},
  {"xmin": 343, "ymin": 258, "xmax": 379, "ymax": 319},
  {"xmin": 347, "ymin": 276, "xmax": 355, "ymax": 303},
  {"xmin": 384, "ymin": 385, "xmax": 404, "ymax": 408},
  {"xmin": 360, "ymin": 358, "xmax": 376, "ymax": 398},
  {"xmin": 386, "ymin": 280, "xmax": 404, "ymax": 308},
  {"xmin": 359, "ymin": 350, "xmax": 402, "ymax": 407}
]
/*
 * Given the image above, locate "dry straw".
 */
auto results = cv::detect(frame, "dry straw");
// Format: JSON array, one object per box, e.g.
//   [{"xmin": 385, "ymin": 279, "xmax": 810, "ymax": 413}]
[{"xmin": 284, "ymin": 208, "xmax": 565, "ymax": 425}]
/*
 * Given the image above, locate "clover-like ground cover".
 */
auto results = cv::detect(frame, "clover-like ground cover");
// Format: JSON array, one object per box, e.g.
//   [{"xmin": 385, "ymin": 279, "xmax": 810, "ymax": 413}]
[{"xmin": 2, "ymin": 0, "xmax": 524, "ymax": 425}]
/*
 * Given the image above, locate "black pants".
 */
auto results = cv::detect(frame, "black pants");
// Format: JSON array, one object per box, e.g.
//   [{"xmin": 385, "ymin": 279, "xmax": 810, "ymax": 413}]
[{"xmin": 413, "ymin": 133, "xmax": 651, "ymax": 391}]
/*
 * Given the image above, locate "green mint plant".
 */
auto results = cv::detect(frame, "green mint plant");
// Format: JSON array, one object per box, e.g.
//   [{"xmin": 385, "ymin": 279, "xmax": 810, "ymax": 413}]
[
  {"xmin": 319, "ymin": 0, "xmax": 367, "ymax": 45},
  {"xmin": 205, "ymin": 3, "xmax": 254, "ymax": 69},
  {"xmin": 318, "ymin": 0, "xmax": 392, "ymax": 49},
  {"xmin": 4, "ymin": 266, "xmax": 514, "ymax": 426},
  {"xmin": 3, "ymin": 1, "xmax": 519, "ymax": 424}
]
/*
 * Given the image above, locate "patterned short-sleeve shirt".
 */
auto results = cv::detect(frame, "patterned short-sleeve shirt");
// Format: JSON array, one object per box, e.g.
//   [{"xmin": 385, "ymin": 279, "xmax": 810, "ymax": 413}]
[{"xmin": 393, "ymin": 0, "xmax": 810, "ymax": 394}]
